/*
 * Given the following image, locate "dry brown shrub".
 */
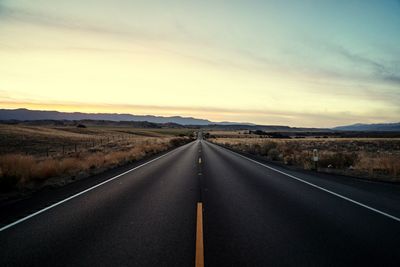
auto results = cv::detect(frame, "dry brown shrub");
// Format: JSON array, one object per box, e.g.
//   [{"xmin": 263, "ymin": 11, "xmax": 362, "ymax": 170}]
[
  {"xmin": 58, "ymin": 158, "xmax": 81, "ymax": 174},
  {"xmin": 356, "ymin": 153, "xmax": 399, "ymax": 177},
  {"xmin": 32, "ymin": 159, "xmax": 60, "ymax": 181},
  {"xmin": 0, "ymin": 154, "xmax": 35, "ymax": 181}
]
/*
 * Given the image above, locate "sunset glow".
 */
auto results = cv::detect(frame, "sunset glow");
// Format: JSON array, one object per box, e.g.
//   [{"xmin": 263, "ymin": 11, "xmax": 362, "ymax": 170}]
[{"xmin": 1, "ymin": 1, "xmax": 399, "ymax": 127}]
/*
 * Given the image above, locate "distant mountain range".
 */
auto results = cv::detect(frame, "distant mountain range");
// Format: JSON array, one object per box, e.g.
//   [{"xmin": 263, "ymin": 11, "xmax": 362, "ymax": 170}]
[
  {"xmin": 333, "ymin": 122, "xmax": 400, "ymax": 131},
  {"xmin": 2, "ymin": 109, "xmax": 399, "ymax": 132},
  {"xmin": 0, "ymin": 108, "xmax": 245, "ymax": 126}
]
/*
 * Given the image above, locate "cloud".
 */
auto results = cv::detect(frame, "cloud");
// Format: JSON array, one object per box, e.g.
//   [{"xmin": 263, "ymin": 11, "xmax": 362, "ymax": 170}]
[
  {"xmin": 0, "ymin": 5, "xmax": 242, "ymax": 66},
  {"xmin": 0, "ymin": 4, "xmax": 186, "ymax": 47},
  {"xmin": 231, "ymin": 39, "xmax": 400, "ymax": 91},
  {"xmin": 384, "ymin": 74, "xmax": 400, "ymax": 84},
  {"xmin": 332, "ymin": 45, "xmax": 385, "ymax": 71},
  {"xmin": 321, "ymin": 42, "xmax": 400, "ymax": 85},
  {"xmin": 2, "ymin": 3, "xmax": 399, "ymax": 89},
  {"xmin": 0, "ymin": 5, "xmax": 275, "ymax": 76}
]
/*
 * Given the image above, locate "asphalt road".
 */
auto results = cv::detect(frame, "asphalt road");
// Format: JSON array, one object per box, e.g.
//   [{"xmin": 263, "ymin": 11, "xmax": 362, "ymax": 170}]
[{"xmin": 1, "ymin": 138, "xmax": 399, "ymax": 266}]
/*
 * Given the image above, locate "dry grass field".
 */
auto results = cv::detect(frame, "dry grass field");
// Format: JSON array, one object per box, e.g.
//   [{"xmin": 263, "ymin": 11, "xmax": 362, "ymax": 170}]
[
  {"xmin": 209, "ymin": 132, "xmax": 400, "ymax": 182},
  {"xmin": 0, "ymin": 124, "xmax": 194, "ymax": 193}
]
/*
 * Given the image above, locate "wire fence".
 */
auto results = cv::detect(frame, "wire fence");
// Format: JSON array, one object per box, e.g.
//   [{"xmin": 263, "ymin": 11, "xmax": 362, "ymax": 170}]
[{"xmin": 0, "ymin": 134, "xmax": 149, "ymax": 158}]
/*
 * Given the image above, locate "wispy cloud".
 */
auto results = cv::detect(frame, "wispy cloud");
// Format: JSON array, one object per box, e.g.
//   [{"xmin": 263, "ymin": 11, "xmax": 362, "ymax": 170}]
[
  {"xmin": 2, "ymin": 3, "xmax": 399, "ymax": 89},
  {"xmin": 325, "ymin": 42, "xmax": 400, "ymax": 85},
  {"xmin": 0, "ymin": 5, "xmax": 166, "ymax": 41}
]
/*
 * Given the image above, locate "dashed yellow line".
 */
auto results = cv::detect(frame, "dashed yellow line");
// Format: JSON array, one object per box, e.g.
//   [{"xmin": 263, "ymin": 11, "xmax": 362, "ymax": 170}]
[{"xmin": 195, "ymin": 202, "xmax": 204, "ymax": 267}]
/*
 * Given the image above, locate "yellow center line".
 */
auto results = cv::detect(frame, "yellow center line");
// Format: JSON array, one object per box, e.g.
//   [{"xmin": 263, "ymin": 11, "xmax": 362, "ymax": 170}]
[
  {"xmin": 198, "ymin": 157, "xmax": 202, "ymax": 164},
  {"xmin": 195, "ymin": 202, "xmax": 204, "ymax": 267}
]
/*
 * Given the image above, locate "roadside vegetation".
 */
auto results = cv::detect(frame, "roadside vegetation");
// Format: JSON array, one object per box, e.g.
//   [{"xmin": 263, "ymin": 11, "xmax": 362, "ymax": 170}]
[
  {"xmin": 0, "ymin": 124, "xmax": 194, "ymax": 194},
  {"xmin": 208, "ymin": 131, "xmax": 400, "ymax": 182}
]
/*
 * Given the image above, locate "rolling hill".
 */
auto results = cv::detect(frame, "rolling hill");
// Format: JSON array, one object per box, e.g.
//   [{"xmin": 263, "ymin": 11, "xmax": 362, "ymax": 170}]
[
  {"xmin": 334, "ymin": 122, "xmax": 400, "ymax": 131},
  {"xmin": 0, "ymin": 108, "xmax": 214, "ymax": 125}
]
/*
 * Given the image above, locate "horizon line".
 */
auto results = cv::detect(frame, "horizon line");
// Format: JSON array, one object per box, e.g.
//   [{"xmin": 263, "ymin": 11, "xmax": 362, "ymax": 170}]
[{"xmin": 1, "ymin": 106, "xmax": 399, "ymax": 129}]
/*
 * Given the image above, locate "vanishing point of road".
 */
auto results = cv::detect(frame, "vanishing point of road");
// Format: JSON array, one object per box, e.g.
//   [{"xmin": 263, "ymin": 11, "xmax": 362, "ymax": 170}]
[{"xmin": 1, "ymin": 137, "xmax": 399, "ymax": 266}]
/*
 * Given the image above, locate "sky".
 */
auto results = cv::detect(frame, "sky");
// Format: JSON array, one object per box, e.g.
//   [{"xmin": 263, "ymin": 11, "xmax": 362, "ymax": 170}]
[{"xmin": 0, "ymin": 0, "xmax": 399, "ymax": 127}]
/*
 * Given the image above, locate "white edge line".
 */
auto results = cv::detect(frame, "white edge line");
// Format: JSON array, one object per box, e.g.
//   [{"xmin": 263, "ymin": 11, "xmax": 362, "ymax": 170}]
[
  {"xmin": 0, "ymin": 142, "xmax": 194, "ymax": 232},
  {"xmin": 207, "ymin": 141, "xmax": 400, "ymax": 223}
]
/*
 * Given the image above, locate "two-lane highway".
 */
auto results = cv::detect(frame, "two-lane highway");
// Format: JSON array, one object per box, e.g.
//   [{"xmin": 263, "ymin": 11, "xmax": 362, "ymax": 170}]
[{"xmin": 1, "ymin": 138, "xmax": 399, "ymax": 266}]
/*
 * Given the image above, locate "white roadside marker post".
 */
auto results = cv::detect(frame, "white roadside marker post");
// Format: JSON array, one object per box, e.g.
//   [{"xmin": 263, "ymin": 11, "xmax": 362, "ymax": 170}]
[{"xmin": 313, "ymin": 149, "xmax": 319, "ymax": 171}]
